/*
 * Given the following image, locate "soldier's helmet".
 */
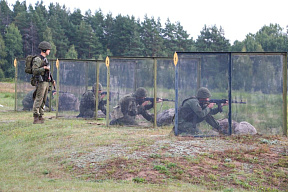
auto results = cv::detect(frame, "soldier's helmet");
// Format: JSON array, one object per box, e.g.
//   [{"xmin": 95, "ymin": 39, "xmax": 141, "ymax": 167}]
[
  {"xmin": 196, "ymin": 87, "xmax": 212, "ymax": 98},
  {"xmin": 98, "ymin": 83, "xmax": 103, "ymax": 91},
  {"xmin": 92, "ymin": 83, "xmax": 102, "ymax": 93},
  {"xmin": 38, "ymin": 41, "xmax": 52, "ymax": 50},
  {"xmin": 133, "ymin": 87, "xmax": 147, "ymax": 98}
]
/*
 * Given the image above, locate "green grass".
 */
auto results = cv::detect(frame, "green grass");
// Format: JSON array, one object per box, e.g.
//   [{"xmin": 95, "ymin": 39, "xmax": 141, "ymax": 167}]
[
  {"xmin": 0, "ymin": 110, "xmax": 214, "ymax": 192},
  {"xmin": 1, "ymin": 87, "xmax": 287, "ymax": 192},
  {"xmin": 1, "ymin": 111, "xmax": 287, "ymax": 191}
]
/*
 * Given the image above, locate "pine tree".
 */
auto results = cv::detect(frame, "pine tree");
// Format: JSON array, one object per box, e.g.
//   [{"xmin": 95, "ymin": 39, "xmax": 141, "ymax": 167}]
[
  {"xmin": 125, "ymin": 20, "xmax": 144, "ymax": 57},
  {"xmin": 109, "ymin": 14, "xmax": 144, "ymax": 56},
  {"xmin": 84, "ymin": 9, "xmax": 106, "ymax": 54},
  {"xmin": 195, "ymin": 25, "xmax": 230, "ymax": 51},
  {"xmin": 162, "ymin": 19, "xmax": 194, "ymax": 56},
  {"xmin": 0, "ymin": 33, "xmax": 7, "ymax": 79},
  {"xmin": 0, "ymin": 0, "xmax": 13, "ymax": 36},
  {"xmin": 14, "ymin": 6, "xmax": 38, "ymax": 56},
  {"xmin": 75, "ymin": 21, "xmax": 102, "ymax": 59},
  {"xmin": 43, "ymin": 27, "xmax": 57, "ymax": 59},
  {"xmin": 47, "ymin": 3, "xmax": 69, "ymax": 58},
  {"xmin": 255, "ymin": 23, "xmax": 287, "ymax": 51},
  {"xmin": 65, "ymin": 44, "xmax": 78, "ymax": 59},
  {"xmin": 141, "ymin": 15, "xmax": 165, "ymax": 57},
  {"xmin": 243, "ymin": 34, "xmax": 263, "ymax": 52},
  {"xmin": 33, "ymin": 1, "xmax": 49, "ymax": 43},
  {"xmin": 4, "ymin": 23, "xmax": 23, "ymax": 78}
]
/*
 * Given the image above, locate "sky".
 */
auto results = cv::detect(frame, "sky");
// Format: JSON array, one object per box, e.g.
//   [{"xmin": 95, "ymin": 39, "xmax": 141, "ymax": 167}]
[{"xmin": 5, "ymin": 0, "xmax": 288, "ymax": 43}]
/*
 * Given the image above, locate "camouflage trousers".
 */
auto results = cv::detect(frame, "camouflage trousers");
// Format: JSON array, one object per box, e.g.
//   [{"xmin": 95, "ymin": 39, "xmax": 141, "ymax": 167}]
[
  {"xmin": 110, "ymin": 115, "xmax": 138, "ymax": 126},
  {"xmin": 177, "ymin": 114, "xmax": 221, "ymax": 135},
  {"xmin": 33, "ymin": 81, "xmax": 49, "ymax": 117}
]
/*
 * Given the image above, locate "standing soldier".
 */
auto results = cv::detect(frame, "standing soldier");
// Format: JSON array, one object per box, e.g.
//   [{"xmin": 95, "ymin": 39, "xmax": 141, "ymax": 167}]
[{"xmin": 32, "ymin": 41, "xmax": 55, "ymax": 124}]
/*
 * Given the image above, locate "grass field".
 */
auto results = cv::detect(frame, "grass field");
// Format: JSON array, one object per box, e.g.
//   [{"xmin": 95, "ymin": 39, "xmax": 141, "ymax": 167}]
[{"xmin": 1, "ymin": 82, "xmax": 288, "ymax": 192}]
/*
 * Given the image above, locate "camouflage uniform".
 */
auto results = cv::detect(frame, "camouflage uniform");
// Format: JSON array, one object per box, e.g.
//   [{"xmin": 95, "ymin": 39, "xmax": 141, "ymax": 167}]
[
  {"xmin": 22, "ymin": 90, "xmax": 51, "ymax": 111},
  {"xmin": 177, "ymin": 87, "xmax": 222, "ymax": 135},
  {"xmin": 77, "ymin": 83, "xmax": 106, "ymax": 118},
  {"xmin": 110, "ymin": 87, "xmax": 154, "ymax": 125},
  {"xmin": 32, "ymin": 41, "xmax": 54, "ymax": 124}
]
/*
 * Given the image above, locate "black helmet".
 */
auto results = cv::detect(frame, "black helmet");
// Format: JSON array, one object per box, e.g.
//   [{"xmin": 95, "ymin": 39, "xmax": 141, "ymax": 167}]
[
  {"xmin": 134, "ymin": 87, "xmax": 147, "ymax": 98},
  {"xmin": 196, "ymin": 87, "xmax": 212, "ymax": 98},
  {"xmin": 38, "ymin": 41, "xmax": 52, "ymax": 50}
]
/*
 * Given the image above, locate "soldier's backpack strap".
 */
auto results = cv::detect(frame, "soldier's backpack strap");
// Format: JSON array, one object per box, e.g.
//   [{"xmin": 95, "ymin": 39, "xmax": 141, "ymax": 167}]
[{"xmin": 181, "ymin": 96, "xmax": 196, "ymax": 106}]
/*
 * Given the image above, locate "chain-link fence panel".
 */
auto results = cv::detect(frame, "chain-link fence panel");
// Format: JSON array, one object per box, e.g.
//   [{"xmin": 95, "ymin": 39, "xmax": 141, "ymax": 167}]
[
  {"xmin": 107, "ymin": 57, "xmax": 155, "ymax": 127},
  {"xmin": 231, "ymin": 53, "xmax": 286, "ymax": 135},
  {"xmin": 174, "ymin": 52, "xmax": 229, "ymax": 136},
  {"xmin": 174, "ymin": 52, "xmax": 287, "ymax": 136},
  {"xmin": 56, "ymin": 59, "xmax": 106, "ymax": 119}
]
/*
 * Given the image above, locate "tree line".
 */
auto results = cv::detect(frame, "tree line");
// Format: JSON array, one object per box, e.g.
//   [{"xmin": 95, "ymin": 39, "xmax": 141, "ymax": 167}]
[{"xmin": 0, "ymin": 0, "xmax": 288, "ymax": 79}]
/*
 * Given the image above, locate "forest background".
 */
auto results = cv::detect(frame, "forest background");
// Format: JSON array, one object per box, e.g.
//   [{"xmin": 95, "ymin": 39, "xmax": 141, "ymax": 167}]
[{"xmin": 1, "ymin": 0, "xmax": 288, "ymax": 80}]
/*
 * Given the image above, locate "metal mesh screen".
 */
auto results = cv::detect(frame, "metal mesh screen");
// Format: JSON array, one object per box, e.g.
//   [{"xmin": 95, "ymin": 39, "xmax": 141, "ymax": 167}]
[
  {"xmin": 175, "ymin": 53, "xmax": 229, "ymax": 136},
  {"xmin": 174, "ymin": 52, "xmax": 287, "ymax": 136},
  {"xmin": 56, "ymin": 60, "xmax": 106, "ymax": 119},
  {"xmin": 155, "ymin": 58, "xmax": 175, "ymax": 127},
  {"xmin": 14, "ymin": 53, "xmax": 287, "ymax": 136},
  {"xmin": 231, "ymin": 54, "xmax": 285, "ymax": 135},
  {"xmin": 108, "ymin": 58, "xmax": 155, "ymax": 127}
]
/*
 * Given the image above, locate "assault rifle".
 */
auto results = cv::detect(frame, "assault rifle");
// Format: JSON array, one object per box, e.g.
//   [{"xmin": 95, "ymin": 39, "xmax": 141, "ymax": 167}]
[
  {"xmin": 206, "ymin": 99, "xmax": 246, "ymax": 113},
  {"xmin": 101, "ymin": 91, "xmax": 118, "ymax": 96},
  {"xmin": 209, "ymin": 99, "xmax": 246, "ymax": 105},
  {"xmin": 43, "ymin": 58, "xmax": 56, "ymax": 90},
  {"xmin": 144, "ymin": 97, "xmax": 175, "ymax": 102}
]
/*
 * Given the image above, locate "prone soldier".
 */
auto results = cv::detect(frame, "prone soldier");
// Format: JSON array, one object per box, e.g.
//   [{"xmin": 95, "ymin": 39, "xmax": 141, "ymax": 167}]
[
  {"xmin": 110, "ymin": 87, "xmax": 162, "ymax": 125},
  {"xmin": 175, "ymin": 87, "xmax": 228, "ymax": 135},
  {"xmin": 77, "ymin": 83, "xmax": 106, "ymax": 118}
]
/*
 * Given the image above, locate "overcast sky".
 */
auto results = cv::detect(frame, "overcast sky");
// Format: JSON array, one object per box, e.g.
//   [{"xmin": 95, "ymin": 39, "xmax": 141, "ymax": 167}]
[{"xmin": 6, "ymin": 0, "xmax": 288, "ymax": 43}]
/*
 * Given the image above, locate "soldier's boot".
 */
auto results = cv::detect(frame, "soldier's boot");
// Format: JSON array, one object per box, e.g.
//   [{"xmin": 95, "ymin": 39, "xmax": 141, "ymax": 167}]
[
  {"xmin": 33, "ymin": 116, "xmax": 41, "ymax": 124},
  {"xmin": 39, "ymin": 116, "xmax": 45, "ymax": 124}
]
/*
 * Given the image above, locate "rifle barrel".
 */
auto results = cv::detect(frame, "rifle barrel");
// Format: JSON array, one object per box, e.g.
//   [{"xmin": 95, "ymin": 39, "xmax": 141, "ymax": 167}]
[{"xmin": 210, "ymin": 99, "xmax": 246, "ymax": 104}]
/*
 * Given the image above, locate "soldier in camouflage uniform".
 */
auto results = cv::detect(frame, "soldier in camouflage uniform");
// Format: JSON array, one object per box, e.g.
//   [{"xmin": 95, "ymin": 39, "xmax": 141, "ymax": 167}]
[
  {"xmin": 77, "ymin": 83, "xmax": 106, "ymax": 118},
  {"xmin": 32, "ymin": 41, "xmax": 55, "ymax": 124},
  {"xmin": 110, "ymin": 87, "xmax": 161, "ymax": 125},
  {"xmin": 176, "ymin": 87, "xmax": 227, "ymax": 135}
]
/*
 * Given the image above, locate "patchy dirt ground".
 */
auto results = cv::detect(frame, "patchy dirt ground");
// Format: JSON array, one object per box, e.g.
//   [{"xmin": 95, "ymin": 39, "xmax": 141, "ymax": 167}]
[{"xmin": 63, "ymin": 134, "xmax": 288, "ymax": 191}]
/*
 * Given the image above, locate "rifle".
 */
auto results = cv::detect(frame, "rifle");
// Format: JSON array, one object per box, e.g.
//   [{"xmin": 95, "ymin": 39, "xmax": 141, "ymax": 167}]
[
  {"xmin": 209, "ymin": 99, "xmax": 246, "ymax": 105},
  {"xmin": 100, "ymin": 91, "xmax": 118, "ymax": 96},
  {"xmin": 144, "ymin": 97, "xmax": 175, "ymax": 102},
  {"xmin": 206, "ymin": 99, "xmax": 246, "ymax": 113},
  {"xmin": 43, "ymin": 58, "xmax": 56, "ymax": 90}
]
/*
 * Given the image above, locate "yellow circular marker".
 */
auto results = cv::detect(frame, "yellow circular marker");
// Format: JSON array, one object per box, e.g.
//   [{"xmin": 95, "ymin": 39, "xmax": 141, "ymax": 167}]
[
  {"xmin": 173, "ymin": 52, "xmax": 178, "ymax": 66},
  {"xmin": 105, "ymin": 56, "xmax": 110, "ymax": 67},
  {"xmin": 14, "ymin": 58, "xmax": 17, "ymax": 67},
  {"xmin": 56, "ymin": 59, "xmax": 59, "ymax": 69}
]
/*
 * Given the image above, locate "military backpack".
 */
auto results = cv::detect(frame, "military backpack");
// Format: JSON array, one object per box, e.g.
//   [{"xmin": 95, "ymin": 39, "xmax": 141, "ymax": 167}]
[
  {"xmin": 25, "ymin": 55, "xmax": 40, "ymax": 86},
  {"xmin": 25, "ymin": 55, "xmax": 38, "ymax": 74}
]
